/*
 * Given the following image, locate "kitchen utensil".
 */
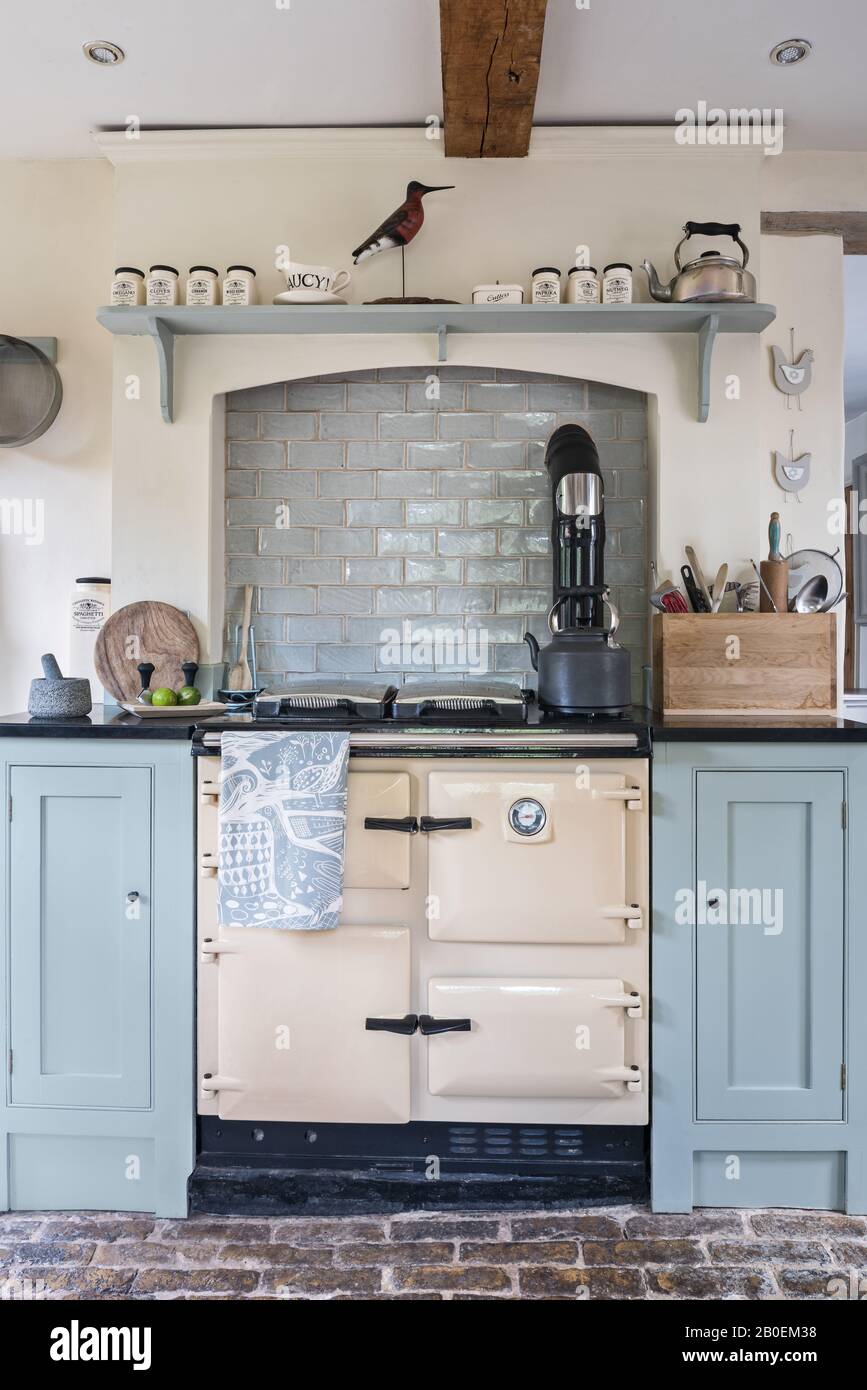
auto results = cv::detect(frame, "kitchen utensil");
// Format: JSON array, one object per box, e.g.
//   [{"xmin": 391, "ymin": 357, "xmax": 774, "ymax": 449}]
[
  {"xmin": 709, "ymin": 563, "xmax": 728, "ymax": 613},
  {"xmin": 685, "ymin": 546, "xmax": 713, "ymax": 610},
  {"xmin": 94, "ymin": 601, "xmax": 200, "ymax": 702},
  {"xmin": 642, "ymin": 222, "xmax": 757, "ymax": 303},
  {"xmin": 786, "ymin": 548, "xmax": 844, "ymax": 612},
  {"xmin": 748, "ymin": 558, "xmax": 777, "ymax": 612},
  {"xmin": 120, "ymin": 700, "xmax": 227, "ymax": 719},
  {"xmin": 227, "ymin": 585, "xmax": 254, "ymax": 691},
  {"xmin": 660, "ymin": 590, "xmax": 689, "ymax": 613},
  {"xmin": 523, "ymin": 424, "xmax": 630, "ymax": 713},
  {"xmin": 0, "ymin": 335, "xmax": 63, "ymax": 447},
  {"xmin": 28, "ymin": 653, "xmax": 92, "ymax": 718},
  {"xmin": 788, "ymin": 574, "xmax": 829, "ymax": 613},
  {"xmin": 760, "ymin": 511, "xmax": 789, "ymax": 613},
  {"xmin": 680, "ymin": 564, "xmax": 710, "ymax": 612}
]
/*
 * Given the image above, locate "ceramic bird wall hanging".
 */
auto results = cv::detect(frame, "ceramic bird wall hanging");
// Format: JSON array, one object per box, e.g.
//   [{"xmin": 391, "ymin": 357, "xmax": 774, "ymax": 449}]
[
  {"xmin": 774, "ymin": 429, "xmax": 811, "ymax": 502},
  {"xmin": 352, "ymin": 180, "xmax": 455, "ymax": 303},
  {"xmin": 771, "ymin": 328, "xmax": 814, "ymax": 409}
]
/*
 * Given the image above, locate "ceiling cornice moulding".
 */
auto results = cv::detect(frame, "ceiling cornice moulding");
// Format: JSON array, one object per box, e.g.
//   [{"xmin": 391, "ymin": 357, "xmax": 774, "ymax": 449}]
[{"xmin": 92, "ymin": 126, "xmax": 766, "ymax": 165}]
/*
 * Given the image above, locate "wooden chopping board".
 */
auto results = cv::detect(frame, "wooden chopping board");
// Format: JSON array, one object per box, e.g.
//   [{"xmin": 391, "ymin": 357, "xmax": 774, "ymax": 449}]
[{"xmin": 94, "ymin": 601, "xmax": 199, "ymax": 702}]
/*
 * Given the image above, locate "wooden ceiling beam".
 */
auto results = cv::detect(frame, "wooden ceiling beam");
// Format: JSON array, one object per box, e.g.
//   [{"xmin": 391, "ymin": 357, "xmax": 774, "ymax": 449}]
[{"xmin": 440, "ymin": 0, "xmax": 549, "ymax": 158}]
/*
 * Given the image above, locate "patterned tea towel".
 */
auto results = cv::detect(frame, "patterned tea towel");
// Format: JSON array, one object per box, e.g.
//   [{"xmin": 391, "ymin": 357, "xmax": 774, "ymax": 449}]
[{"xmin": 217, "ymin": 730, "xmax": 350, "ymax": 931}]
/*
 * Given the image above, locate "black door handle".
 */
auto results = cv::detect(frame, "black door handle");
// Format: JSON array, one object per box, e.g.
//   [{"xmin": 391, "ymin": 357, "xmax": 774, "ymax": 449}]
[
  {"xmin": 365, "ymin": 1014, "xmax": 419, "ymax": 1035},
  {"xmin": 418, "ymin": 1014, "xmax": 472, "ymax": 1035},
  {"xmin": 363, "ymin": 816, "xmax": 418, "ymax": 834},
  {"xmin": 419, "ymin": 816, "xmax": 472, "ymax": 833}
]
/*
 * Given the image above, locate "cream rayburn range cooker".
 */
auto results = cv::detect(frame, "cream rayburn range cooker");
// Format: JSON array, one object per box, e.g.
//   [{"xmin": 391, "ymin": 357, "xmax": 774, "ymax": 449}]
[{"xmin": 193, "ymin": 680, "xmax": 649, "ymax": 1180}]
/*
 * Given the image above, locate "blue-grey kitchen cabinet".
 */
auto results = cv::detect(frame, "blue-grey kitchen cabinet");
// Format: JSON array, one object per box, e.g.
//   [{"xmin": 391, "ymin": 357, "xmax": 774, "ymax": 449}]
[
  {"xmin": 0, "ymin": 738, "xmax": 195, "ymax": 1215},
  {"xmin": 652, "ymin": 739, "xmax": 867, "ymax": 1213}
]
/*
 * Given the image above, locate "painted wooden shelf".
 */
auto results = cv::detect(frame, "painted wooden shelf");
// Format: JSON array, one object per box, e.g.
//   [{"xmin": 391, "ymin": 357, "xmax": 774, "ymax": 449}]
[{"xmin": 96, "ymin": 302, "xmax": 776, "ymax": 424}]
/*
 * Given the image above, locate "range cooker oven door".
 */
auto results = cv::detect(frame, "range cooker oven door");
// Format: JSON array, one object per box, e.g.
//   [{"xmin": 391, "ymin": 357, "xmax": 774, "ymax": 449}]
[
  {"xmin": 426, "ymin": 767, "xmax": 643, "ymax": 943},
  {"xmin": 345, "ymin": 770, "xmax": 411, "ymax": 890},
  {"xmin": 425, "ymin": 977, "xmax": 643, "ymax": 1100},
  {"xmin": 201, "ymin": 925, "xmax": 412, "ymax": 1124}
]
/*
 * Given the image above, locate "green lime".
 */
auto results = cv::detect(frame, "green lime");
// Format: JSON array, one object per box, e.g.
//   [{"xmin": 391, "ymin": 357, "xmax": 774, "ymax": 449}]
[
  {"xmin": 151, "ymin": 687, "xmax": 179, "ymax": 707},
  {"xmin": 177, "ymin": 686, "xmax": 201, "ymax": 706}
]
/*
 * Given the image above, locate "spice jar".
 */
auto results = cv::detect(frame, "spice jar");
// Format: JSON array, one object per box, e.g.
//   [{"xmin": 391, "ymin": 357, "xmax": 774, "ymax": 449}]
[
  {"xmin": 566, "ymin": 266, "xmax": 600, "ymax": 304},
  {"xmin": 146, "ymin": 265, "xmax": 179, "ymax": 307},
  {"xmin": 223, "ymin": 265, "xmax": 257, "ymax": 306},
  {"xmin": 185, "ymin": 266, "xmax": 220, "ymax": 306},
  {"xmin": 602, "ymin": 263, "xmax": 633, "ymax": 304},
  {"xmin": 531, "ymin": 267, "xmax": 561, "ymax": 304},
  {"xmin": 110, "ymin": 267, "xmax": 145, "ymax": 307}
]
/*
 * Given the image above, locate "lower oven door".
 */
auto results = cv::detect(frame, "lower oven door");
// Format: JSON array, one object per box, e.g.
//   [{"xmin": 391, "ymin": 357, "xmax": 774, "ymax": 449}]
[
  {"xmin": 204, "ymin": 925, "xmax": 411, "ymax": 1123},
  {"xmin": 425, "ymin": 977, "xmax": 642, "ymax": 1100},
  {"xmin": 426, "ymin": 766, "xmax": 643, "ymax": 943}
]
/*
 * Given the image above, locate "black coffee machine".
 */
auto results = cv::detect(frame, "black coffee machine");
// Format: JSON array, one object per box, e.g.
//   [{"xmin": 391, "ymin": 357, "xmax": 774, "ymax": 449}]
[{"xmin": 524, "ymin": 423, "xmax": 631, "ymax": 714}]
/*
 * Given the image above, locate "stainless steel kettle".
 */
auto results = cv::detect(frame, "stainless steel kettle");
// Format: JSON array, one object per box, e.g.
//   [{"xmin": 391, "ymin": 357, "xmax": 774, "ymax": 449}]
[{"xmin": 643, "ymin": 221, "xmax": 756, "ymax": 303}]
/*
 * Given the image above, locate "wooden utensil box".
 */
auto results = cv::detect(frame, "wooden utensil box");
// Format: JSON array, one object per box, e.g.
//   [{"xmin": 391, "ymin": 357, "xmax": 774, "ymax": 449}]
[{"xmin": 652, "ymin": 612, "xmax": 837, "ymax": 712}]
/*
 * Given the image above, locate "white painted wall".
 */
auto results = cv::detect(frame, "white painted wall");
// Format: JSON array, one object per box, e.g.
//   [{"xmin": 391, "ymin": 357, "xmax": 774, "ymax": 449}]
[
  {"xmin": 0, "ymin": 131, "xmax": 857, "ymax": 707},
  {"xmin": 0, "ymin": 160, "xmax": 112, "ymax": 711}
]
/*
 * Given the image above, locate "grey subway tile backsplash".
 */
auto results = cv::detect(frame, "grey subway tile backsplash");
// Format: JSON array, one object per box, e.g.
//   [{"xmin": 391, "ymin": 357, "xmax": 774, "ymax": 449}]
[{"xmin": 224, "ymin": 367, "xmax": 647, "ymax": 684}]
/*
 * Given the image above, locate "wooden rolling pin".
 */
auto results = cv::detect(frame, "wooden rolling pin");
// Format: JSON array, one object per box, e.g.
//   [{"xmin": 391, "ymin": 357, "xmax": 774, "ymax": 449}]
[{"xmin": 760, "ymin": 511, "xmax": 789, "ymax": 613}]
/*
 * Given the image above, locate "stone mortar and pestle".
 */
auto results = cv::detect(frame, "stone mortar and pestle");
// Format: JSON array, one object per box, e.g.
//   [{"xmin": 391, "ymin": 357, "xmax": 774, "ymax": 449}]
[{"xmin": 28, "ymin": 653, "xmax": 92, "ymax": 718}]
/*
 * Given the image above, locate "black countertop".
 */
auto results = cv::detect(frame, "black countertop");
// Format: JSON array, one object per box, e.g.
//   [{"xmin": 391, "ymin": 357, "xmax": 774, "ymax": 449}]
[
  {"xmin": 0, "ymin": 708, "xmax": 198, "ymax": 740},
  {"xmin": 1, "ymin": 705, "xmax": 866, "ymax": 744}
]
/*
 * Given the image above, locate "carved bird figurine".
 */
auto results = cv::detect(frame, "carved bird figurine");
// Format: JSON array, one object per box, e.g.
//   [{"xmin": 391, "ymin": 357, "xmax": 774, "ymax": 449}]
[
  {"xmin": 352, "ymin": 181, "xmax": 454, "ymax": 264},
  {"xmin": 771, "ymin": 331, "xmax": 814, "ymax": 410}
]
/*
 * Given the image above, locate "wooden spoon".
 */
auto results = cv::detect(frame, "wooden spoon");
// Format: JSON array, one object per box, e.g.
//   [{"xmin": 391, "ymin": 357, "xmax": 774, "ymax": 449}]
[
  {"xmin": 227, "ymin": 584, "xmax": 254, "ymax": 690},
  {"xmin": 710, "ymin": 563, "xmax": 728, "ymax": 612}
]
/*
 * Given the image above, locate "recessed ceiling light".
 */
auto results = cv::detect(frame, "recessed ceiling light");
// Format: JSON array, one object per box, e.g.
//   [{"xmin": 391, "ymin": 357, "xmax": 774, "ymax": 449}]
[
  {"xmin": 83, "ymin": 39, "xmax": 125, "ymax": 66},
  {"xmin": 770, "ymin": 38, "xmax": 812, "ymax": 66}
]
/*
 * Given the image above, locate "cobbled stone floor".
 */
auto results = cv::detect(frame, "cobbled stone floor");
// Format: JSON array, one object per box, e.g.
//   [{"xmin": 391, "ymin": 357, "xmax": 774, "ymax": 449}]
[{"xmin": 1, "ymin": 1206, "xmax": 865, "ymax": 1300}]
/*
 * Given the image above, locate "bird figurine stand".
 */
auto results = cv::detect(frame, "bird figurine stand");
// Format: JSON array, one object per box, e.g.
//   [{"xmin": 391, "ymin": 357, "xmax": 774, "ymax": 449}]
[{"xmin": 352, "ymin": 180, "xmax": 459, "ymax": 304}]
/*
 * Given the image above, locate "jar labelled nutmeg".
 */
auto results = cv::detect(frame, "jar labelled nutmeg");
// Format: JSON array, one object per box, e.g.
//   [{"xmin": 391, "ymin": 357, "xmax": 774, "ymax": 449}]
[{"xmin": 602, "ymin": 263, "xmax": 633, "ymax": 304}]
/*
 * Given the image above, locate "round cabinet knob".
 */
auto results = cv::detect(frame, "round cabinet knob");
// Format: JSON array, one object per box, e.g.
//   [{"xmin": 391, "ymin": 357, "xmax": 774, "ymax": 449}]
[
  {"xmin": 707, "ymin": 895, "xmax": 720, "ymax": 908},
  {"xmin": 126, "ymin": 890, "xmax": 140, "ymax": 904},
  {"xmin": 508, "ymin": 798, "xmax": 547, "ymax": 836}
]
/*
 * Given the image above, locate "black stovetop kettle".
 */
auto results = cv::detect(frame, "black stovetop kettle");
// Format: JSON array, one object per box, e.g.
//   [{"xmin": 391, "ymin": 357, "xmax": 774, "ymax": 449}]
[{"xmin": 524, "ymin": 423, "xmax": 631, "ymax": 714}]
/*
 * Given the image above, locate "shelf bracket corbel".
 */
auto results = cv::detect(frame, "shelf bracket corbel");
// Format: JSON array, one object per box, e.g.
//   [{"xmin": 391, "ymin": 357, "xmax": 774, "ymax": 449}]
[
  {"xmin": 146, "ymin": 315, "xmax": 175, "ymax": 423},
  {"xmin": 437, "ymin": 323, "xmax": 448, "ymax": 364},
  {"xmin": 696, "ymin": 311, "xmax": 720, "ymax": 423}
]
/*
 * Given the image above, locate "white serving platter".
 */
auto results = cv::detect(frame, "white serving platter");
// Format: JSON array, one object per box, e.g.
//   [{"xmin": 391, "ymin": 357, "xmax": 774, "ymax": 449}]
[{"xmin": 120, "ymin": 700, "xmax": 227, "ymax": 718}]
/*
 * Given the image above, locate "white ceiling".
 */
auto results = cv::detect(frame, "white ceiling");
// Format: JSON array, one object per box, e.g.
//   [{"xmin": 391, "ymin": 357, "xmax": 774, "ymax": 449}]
[
  {"xmin": 845, "ymin": 257, "xmax": 867, "ymax": 420},
  {"xmin": 1, "ymin": 0, "xmax": 866, "ymax": 160}
]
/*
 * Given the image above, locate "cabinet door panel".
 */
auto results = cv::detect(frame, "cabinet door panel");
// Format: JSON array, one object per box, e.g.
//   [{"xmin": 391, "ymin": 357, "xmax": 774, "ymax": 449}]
[
  {"xmin": 695, "ymin": 770, "xmax": 844, "ymax": 1121},
  {"xmin": 9, "ymin": 765, "xmax": 152, "ymax": 1108}
]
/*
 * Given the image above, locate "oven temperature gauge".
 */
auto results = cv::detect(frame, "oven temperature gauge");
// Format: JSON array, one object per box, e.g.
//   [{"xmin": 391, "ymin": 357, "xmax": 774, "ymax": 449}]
[{"xmin": 508, "ymin": 798, "xmax": 547, "ymax": 836}]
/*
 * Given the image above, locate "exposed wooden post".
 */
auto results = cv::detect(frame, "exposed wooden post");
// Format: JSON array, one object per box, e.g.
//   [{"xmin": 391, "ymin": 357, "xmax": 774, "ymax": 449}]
[{"xmin": 440, "ymin": 0, "xmax": 549, "ymax": 158}]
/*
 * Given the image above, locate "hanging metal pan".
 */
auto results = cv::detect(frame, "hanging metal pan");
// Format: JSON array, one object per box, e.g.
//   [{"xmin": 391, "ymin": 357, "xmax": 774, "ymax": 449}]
[{"xmin": 0, "ymin": 335, "xmax": 62, "ymax": 447}]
